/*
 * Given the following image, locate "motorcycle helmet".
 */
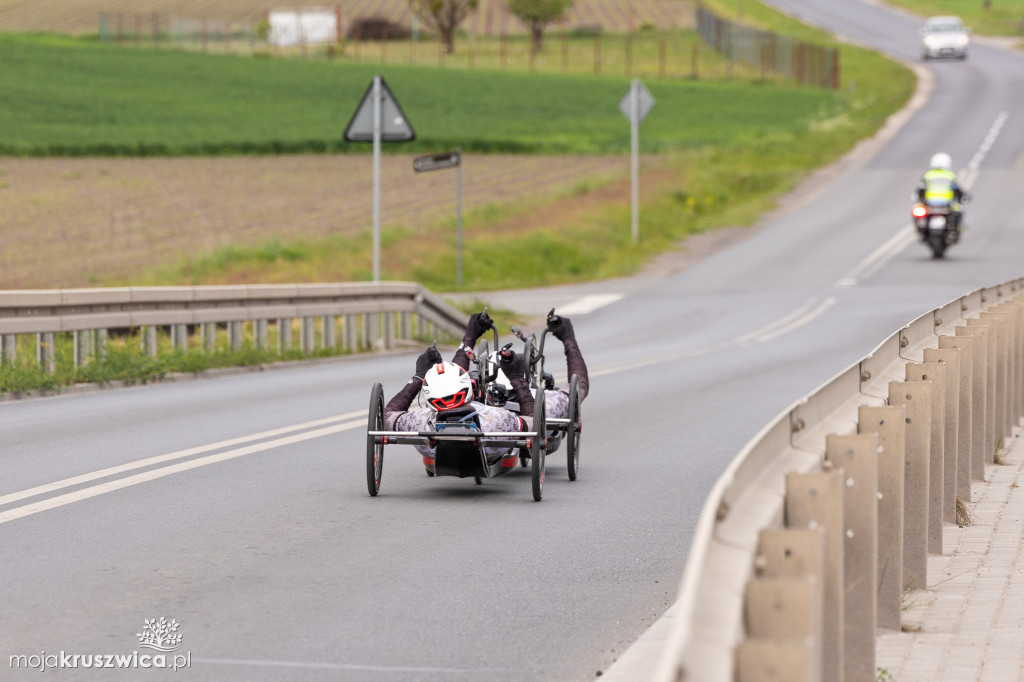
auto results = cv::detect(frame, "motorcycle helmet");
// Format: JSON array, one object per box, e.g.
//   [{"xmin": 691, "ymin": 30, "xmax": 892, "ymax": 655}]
[
  {"xmin": 930, "ymin": 152, "xmax": 952, "ymax": 171},
  {"xmin": 421, "ymin": 362, "xmax": 472, "ymax": 411}
]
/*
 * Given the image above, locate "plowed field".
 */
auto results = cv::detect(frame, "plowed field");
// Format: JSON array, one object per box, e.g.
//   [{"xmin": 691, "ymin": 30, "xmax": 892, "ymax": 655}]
[
  {"xmin": 0, "ymin": 0, "xmax": 692, "ymax": 35},
  {"xmin": 0, "ymin": 153, "xmax": 629, "ymax": 288}
]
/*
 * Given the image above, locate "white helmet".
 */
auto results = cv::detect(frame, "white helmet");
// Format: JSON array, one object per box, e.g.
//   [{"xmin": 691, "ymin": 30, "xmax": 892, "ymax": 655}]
[
  {"xmin": 930, "ymin": 152, "xmax": 952, "ymax": 171},
  {"xmin": 421, "ymin": 361, "xmax": 472, "ymax": 411}
]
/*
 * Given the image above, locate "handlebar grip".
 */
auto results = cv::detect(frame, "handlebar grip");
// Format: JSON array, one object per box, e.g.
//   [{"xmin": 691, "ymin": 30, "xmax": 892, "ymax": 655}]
[
  {"xmin": 546, "ymin": 307, "xmax": 560, "ymax": 326},
  {"xmin": 479, "ymin": 306, "xmax": 493, "ymax": 329}
]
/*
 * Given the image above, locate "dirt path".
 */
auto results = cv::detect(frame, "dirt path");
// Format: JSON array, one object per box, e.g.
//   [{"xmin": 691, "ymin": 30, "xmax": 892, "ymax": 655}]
[{"xmin": 0, "ymin": 154, "xmax": 629, "ymax": 288}]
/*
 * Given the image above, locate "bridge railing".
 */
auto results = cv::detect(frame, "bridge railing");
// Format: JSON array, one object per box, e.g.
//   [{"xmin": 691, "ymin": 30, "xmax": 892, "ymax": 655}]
[
  {"xmin": 0, "ymin": 282, "xmax": 467, "ymax": 371},
  {"xmin": 653, "ymin": 277, "xmax": 1023, "ymax": 682}
]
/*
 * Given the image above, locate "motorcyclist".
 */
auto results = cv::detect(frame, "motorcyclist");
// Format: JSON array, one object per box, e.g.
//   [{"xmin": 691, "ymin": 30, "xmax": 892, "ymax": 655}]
[
  {"xmin": 383, "ymin": 311, "xmax": 589, "ymax": 463},
  {"xmin": 916, "ymin": 152, "xmax": 967, "ymax": 232}
]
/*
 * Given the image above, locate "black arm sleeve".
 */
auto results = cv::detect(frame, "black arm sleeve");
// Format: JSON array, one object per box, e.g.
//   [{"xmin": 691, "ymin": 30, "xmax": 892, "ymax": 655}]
[
  {"xmin": 563, "ymin": 338, "xmax": 589, "ymax": 402},
  {"xmin": 385, "ymin": 377, "xmax": 422, "ymax": 425},
  {"xmin": 451, "ymin": 346, "xmax": 472, "ymax": 371},
  {"xmin": 509, "ymin": 376, "xmax": 535, "ymax": 418}
]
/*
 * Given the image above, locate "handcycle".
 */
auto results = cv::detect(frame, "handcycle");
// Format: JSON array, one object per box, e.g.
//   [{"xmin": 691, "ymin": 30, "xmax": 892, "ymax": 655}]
[{"xmin": 365, "ymin": 309, "xmax": 582, "ymax": 502}]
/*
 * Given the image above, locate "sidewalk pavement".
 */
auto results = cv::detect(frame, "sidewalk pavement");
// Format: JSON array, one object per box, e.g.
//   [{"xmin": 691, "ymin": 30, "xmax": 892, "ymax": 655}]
[{"xmin": 876, "ymin": 432, "xmax": 1024, "ymax": 681}]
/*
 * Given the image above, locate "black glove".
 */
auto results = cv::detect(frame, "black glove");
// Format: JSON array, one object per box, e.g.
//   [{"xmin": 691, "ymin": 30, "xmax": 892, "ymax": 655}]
[
  {"xmin": 547, "ymin": 314, "xmax": 575, "ymax": 342},
  {"xmin": 498, "ymin": 349, "xmax": 527, "ymax": 380},
  {"xmin": 463, "ymin": 312, "xmax": 493, "ymax": 345},
  {"xmin": 414, "ymin": 345, "xmax": 443, "ymax": 378}
]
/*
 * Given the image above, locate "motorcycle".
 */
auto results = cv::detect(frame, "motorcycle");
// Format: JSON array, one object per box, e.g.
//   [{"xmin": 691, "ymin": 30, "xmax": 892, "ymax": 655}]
[{"xmin": 911, "ymin": 193, "xmax": 968, "ymax": 259}]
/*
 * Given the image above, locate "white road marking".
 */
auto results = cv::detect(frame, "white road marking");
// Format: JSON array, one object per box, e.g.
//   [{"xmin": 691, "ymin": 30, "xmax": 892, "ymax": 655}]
[
  {"xmin": 0, "ymin": 416, "xmax": 366, "ymax": 524},
  {"xmin": 960, "ymin": 110, "xmax": 1009, "ymax": 189},
  {"xmin": 834, "ymin": 224, "xmax": 916, "ymax": 288},
  {"xmin": 556, "ymin": 293, "xmax": 624, "ymax": 315},
  {"xmin": 755, "ymin": 297, "xmax": 836, "ymax": 342},
  {"xmin": 0, "ymin": 410, "xmax": 365, "ymax": 508},
  {"xmin": 731, "ymin": 298, "xmax": 823, "ymax": 345}
]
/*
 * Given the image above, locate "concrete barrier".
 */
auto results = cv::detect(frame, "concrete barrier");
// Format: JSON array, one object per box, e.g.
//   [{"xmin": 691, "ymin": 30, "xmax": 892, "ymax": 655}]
[{"xmin": 651, "ymin": 278, "xmax": 1024, "ymax": 682}]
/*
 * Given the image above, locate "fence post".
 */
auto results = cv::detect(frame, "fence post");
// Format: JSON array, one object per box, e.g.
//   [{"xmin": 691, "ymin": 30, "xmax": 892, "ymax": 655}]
[
  {"xmin": 691, "ymin": 41, "xmax": 699, "ymax": 79},
  {"xmin": 888, "ymin": 380, "xmax": 932, "ymax": 589},
  {"xmin": 594, "ymin": 33, "xmax": 601, "ymax": 75},
  {"xmin": 301, "ymin": 317, "xmax": 315, "ymax": 353},
  {"xmin": 980, "ymin": 311, "xmax": 1014, "ymax": 439},
  {"xmin": 96, "ymin": 329, "xmax": 108, "ymax": 361},
  {"xmin": 229, "ymin": 321, "xmax": 243, "ymax": 351},
  {"xmin": 202, "ymin": 322, "xmax": 216, "ymax": 351},
  {"xmin": 255, "ymin": 320, "xmax": 268, "ymax": 350}
]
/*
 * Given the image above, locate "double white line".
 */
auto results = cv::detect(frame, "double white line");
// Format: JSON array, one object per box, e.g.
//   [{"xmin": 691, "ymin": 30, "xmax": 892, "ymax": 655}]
[{"xmin": 0, "ymin": 410, "xmax": 367, "ymax": 525}]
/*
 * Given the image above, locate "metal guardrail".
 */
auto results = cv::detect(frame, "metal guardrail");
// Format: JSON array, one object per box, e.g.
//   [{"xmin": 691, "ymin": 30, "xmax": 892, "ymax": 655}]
[
  {"xmin": 653, "ymin": 277, "xmax": 1024, "ymax": 682},
  {"xmin": 0, "ymin": 282, "xmax": 467, "ymax": 370}
]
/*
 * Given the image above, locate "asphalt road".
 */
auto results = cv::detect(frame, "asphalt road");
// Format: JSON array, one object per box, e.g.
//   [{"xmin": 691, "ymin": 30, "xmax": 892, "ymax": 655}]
[{"xmin": 2, "ymin": 1, "xmax": 1023, "ymax": 680}]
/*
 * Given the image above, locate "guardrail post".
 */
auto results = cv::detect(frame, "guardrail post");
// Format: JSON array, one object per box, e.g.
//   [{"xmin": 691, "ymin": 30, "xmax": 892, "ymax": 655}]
[
  {"xmin": 365, "ymin": 313, "xmax": 379, "ymax": 350},
  {"xmin": 201, "ymin": 323, "xmax": 215, "ymax": 351},
  {"xmin": 301, "ymin": 317, "xmax": 315, "ymax": 353},
  {"xmin": 991, "ymin": 304, "xmax": 1020, "ymax": 427},
  {"xmin": 956, "ymin": 324, "xmax": 990, "ymax": 475},
  {"xmin": 824, "ymin": 434, "xmax": 878, "ymax": 682},
  {"xmin": 923, "ymin": 348, "xmax": 960, "ymax": 524},
  {"xmin": 73, "ymin": 330, "xmax": 92, "ymax": 368},
  {"xmin": 322, "ymin": 316, "xmax": 336, "ymax": 349},
  {"xmin": 228, "ymin": 321, "xmax": 243, "ymax": 351},
  {"xmin": 738, "ymin": 527, "xmax": 826, "ymax": 682},
  {"xmin": 939, "ymin": 336, "xmax": 974, "ymax": 500},
  {"xmin": 905, "ymin": 363, "xmax": 944, "ymax": 553},
  {"xmin": 2, "ymin": 334, "xmax": 15, "ymax": 365},
  {"xmin": 888, "ymin": 380, "xmax": 931, "ymax": 589},
  {"xmin": 400, "ymin": 312, "xmax": 411, "ymax": 340},
  {"xmin": 36, "ymin": 333, "xmax": 54, "ymax": 373},
  {"xmin": 785, "ymin": 470, "xmax": 843, "ymax": 682},
  {"xmin": 255, "ymin": 320, "xmax": 268, "ymax": 350},
  {"xmin": 171, "ymin": 324, "xmax": 188, "ymax": 351},
  {"xmin": 277, "ymin": 318, "xmax": 292, "ymax": 354},
  {"xmin": 96, "ymin": 329, "xmax": 108, "ymax": 360},
  {"xmin": 966, "ymin": 318, "xmax": 1000, "ymax": 460},
  {"xmin": 141, "ymin": 327, "xmax": 157, "ymax": 358},
  {"xmin": 344, "ymin": 314, "xmax": 356, "ymax": 351},
  {"xmin": 979, "ymin": 312, "xmax": 1013, "ymax": 440},
  {"xmin": 857, "ymin": 405, "xmax": 905, "ymax": 631},
  {"xmin": 384, "ymin": 312, "xmax": 395, "ymax": 350}
]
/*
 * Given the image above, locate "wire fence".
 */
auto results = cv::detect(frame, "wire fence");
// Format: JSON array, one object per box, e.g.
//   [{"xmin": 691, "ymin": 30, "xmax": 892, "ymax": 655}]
[{"xmin": 694, "ymin": 2, "xmax": 839, "ymax": 89}]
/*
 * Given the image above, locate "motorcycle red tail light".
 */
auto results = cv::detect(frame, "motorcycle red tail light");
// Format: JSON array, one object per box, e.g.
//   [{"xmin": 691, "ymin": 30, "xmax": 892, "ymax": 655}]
[{"xmin": 912, "ymin": 204, "xmax": 928, "ymax": 218}]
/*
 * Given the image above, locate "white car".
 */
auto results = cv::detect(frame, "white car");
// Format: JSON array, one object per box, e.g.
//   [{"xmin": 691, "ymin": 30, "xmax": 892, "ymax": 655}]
[{"xmin": 920, "ymin": 16, "xmax": 970, "ymax": 60}]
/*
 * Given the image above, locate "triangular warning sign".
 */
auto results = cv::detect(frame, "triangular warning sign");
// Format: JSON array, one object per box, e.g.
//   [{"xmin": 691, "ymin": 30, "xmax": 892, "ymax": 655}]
[{"xmin": 343, "ymin": 76, "xmax": 416, "ymax": 142}]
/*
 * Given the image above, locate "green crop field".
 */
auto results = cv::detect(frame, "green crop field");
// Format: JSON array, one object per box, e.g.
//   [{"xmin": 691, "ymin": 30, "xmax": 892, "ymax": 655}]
[
  {"xmin": 879, "ymin": 0, "xmax": 1024, "ymax": 36},
  {"xmin": 0, "ymin": 33, "xmax": 843, "ymax": 157}
]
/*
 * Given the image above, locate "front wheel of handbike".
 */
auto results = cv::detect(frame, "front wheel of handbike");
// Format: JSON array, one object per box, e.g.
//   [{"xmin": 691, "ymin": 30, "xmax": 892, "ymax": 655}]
[
  {"xmin": 366, "ymin": 383, "xmax": 385, "ymax": 496},
  {"xmin": 531, "ymin": 389, "xmax": 547, "ymax": 501},
  {"xmin": 566, "ymin": 374, "xmax": 582, "ymax": 481}
]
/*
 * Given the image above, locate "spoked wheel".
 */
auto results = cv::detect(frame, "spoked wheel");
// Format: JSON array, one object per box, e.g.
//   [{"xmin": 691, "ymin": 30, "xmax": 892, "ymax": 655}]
[
  {"xmin": 531, "ymin": 388, "xmax": 547, "ymax": 501},
  {"xmin": 366, "ymin": 383, "xmax": 385, "ymax": 496},
  {"xmin": 566, "ymin": 374, "xmax": 582, "ymax": 481}
]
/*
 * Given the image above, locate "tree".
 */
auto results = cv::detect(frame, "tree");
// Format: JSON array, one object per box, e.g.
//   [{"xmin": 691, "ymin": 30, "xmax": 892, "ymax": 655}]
[
  {"xmin": 508, "ymin": 0, "xmax": 574, "ymax": 52},
  {"xmin": 408, "ymin": 0, "xmax": 478, "ymax": 54}
]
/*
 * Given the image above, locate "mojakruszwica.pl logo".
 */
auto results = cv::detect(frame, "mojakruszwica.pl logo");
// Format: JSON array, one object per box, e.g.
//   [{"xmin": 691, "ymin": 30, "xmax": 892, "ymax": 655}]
[{"xmin": 8, "ymin": 617, "xmax": 191, "ymax": 672}]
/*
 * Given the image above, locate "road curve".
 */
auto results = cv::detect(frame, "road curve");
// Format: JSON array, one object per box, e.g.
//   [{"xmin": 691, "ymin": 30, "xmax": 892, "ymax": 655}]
[{"xmin": 2, "ymin": 1, "xmax": 1023, "ymax": 680}]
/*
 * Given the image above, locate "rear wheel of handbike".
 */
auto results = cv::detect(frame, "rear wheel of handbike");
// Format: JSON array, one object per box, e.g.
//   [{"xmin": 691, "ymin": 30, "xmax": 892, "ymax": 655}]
[
  {"xmin": 531, "ymin": 389, "xmax": 547, "ymax": 501},
  {"xmin": 366, "ymin": 383, "xmax": 385, "ymax": 496},
  {"xmin": 566, "ymin": 374, "xmax": 582, "ymax": 481}
]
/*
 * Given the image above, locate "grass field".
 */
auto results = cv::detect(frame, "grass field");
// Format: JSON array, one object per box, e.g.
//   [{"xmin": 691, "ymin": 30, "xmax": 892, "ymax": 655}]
[
  {"xmin": 0, "ymin": 33, "xmax": 837, "ymax": 157},
  {"xmin": 879, "ymin": 0, "xmax": 1024, "ymax": 35}
]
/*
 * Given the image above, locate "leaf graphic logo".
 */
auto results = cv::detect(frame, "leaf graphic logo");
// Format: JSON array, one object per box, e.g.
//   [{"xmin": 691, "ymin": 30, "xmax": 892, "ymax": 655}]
[{"xmin": 136, "ymin": 617, "xmax": 183, "ymax": 652}]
